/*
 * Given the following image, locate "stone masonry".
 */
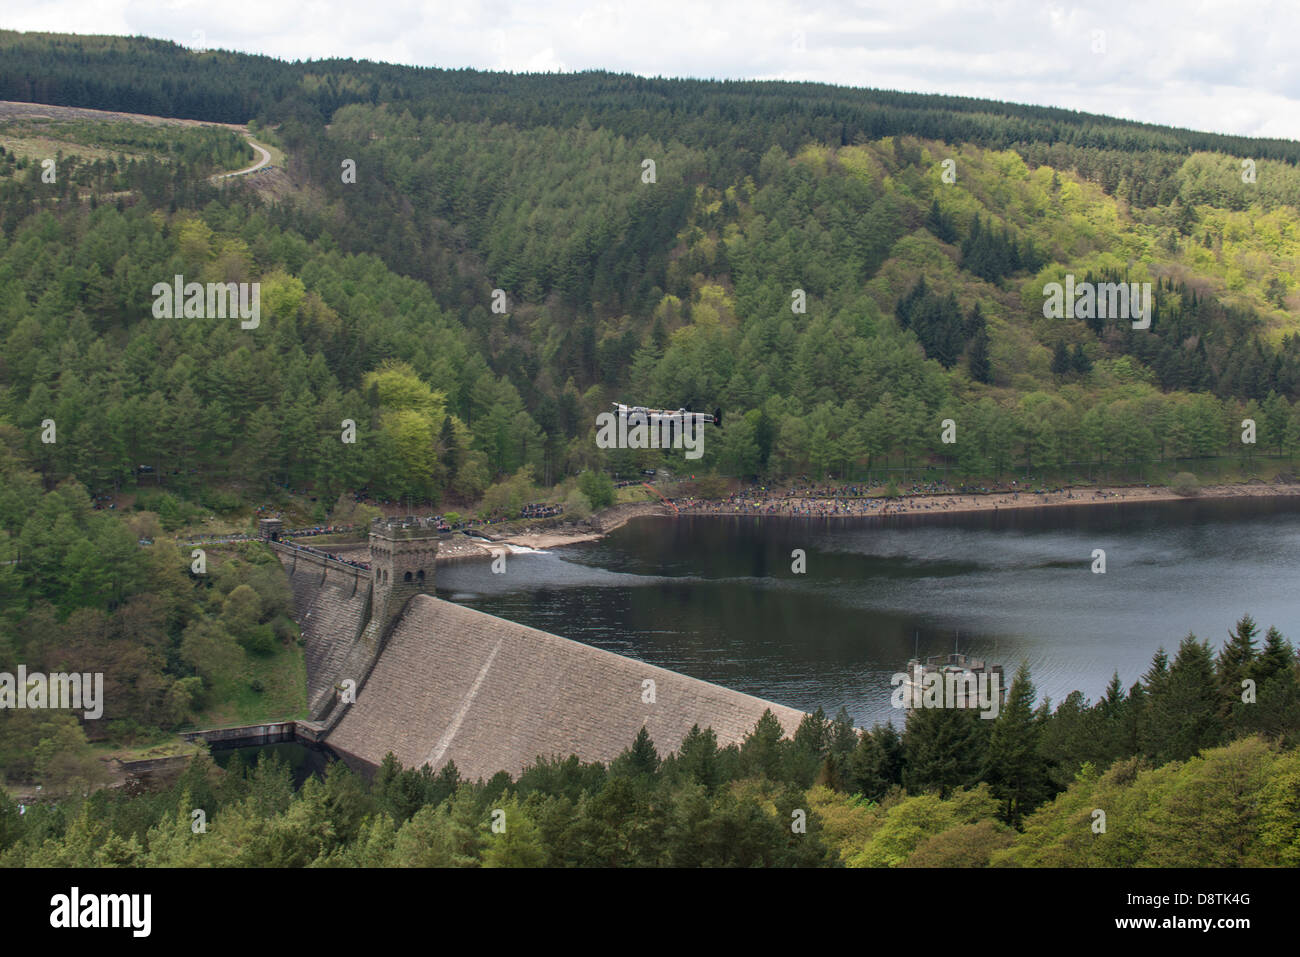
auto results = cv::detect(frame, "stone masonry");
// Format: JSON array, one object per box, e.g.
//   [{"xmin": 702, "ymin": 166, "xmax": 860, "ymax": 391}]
[{"xmin": 326, "ymin": 594, "xmax": 807, "ymax": 779}]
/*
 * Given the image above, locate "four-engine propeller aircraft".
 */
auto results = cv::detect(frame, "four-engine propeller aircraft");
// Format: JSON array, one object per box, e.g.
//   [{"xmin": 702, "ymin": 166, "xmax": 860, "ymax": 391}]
[
  {"xmin": 596, "ymin": 402, "xmax": 722, "ymax": 460},
  {"xmin": 610, "ymin": 403, "xmax": 723, "ymax": 429}
]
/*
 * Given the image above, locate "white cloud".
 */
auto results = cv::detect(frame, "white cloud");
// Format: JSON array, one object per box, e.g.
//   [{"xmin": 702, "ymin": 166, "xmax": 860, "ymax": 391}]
[{"xmin": 2, "ymin": 0, "xmax": 1297, "ymax": 137}]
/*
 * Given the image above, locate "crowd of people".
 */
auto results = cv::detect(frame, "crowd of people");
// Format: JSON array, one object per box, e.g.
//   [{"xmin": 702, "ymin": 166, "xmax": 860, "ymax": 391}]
[
  {"xmin": 676, "ymin": 492, "xmax": 909, "ymax": 517},
  {"xmin": 278, "ymin": 539, "xmax": 371, "ymax": 570},
  {"xmin": 284, "ymin": 523, "xmax": 356, "ymax": 537},
  {"xmin": 433, "ymin": 514, "xmax": 511, "ymax": 533},
  {"xmin": 670, "ymin": 478, "xmax": 1114, "ymax": 518},
  {"xmin": 519, "ymin": 502, "xmax": 564, "ymax": 519}
]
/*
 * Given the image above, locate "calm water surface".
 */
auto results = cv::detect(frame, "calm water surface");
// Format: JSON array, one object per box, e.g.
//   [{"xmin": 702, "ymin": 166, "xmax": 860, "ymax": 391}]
[{"xmin": 437, "ymin": 497, "xmax": 1300, "ymax": 727}]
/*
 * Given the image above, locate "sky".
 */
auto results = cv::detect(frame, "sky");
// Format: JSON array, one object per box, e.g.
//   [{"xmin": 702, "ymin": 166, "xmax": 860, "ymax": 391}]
[{"xmin": 2, "ymin": 0, "xmax": 1297, "ymax": 140}]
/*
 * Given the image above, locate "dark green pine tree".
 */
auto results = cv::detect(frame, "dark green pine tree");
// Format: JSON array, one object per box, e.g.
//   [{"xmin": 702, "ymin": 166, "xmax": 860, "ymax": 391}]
[
  {"xmin": 828, "ymin": 708, "xmax": 859, "ymax": 764},
  {"xmin": 848, "ymin": 722, "xmax": 903, "ymax": 801},
  {"xmin": 624, "ymin": 725, "xmax": 660, "ymax": 776},
  {"xmin": 1122, "ymin": 681, "xmax": 1146, "ymax": 757},
  {"xmin": 1038, "ymin": 690, "xmax": 1094, "ymax": 789},
  {"xmin": 439, "ymin": 415, "xmax": 461, "ymax": 476},
  {"xmin": 819, "ymin": 707, "xmax": 860, "ymax": 791},
  {"xmin": 1100, "ymin": 672, "xmax": 1126, "ymax": 715},
  {"xmin": 926, "ymin": 199, "xmax": 958, "ymax": 244},
  {"xmin": 999, "ymin": 228, "xmax": 1018, "ymax": 275},
  {"xmin": 789, "ymin": 707, "xmax": 831, "ymax": 787},
  {"xmin": 937, "ymin": 293, "xmax": 965, "ymax": 368},
  {"xmin": 960, "ymin": 213, "xmax": 981, "ymax": 261},
  {"xmin": 895, "ymin": 277, "xmax": 927, "ymax": 330},
  {"xmin": 1145, "ymin": 647, "xmax": 1171, "ymax": 689},
  {"xmin": 1216, "ymin": 614, "xmax": 1259, "ymax": 717},
  {"xmin": 902, "ymin": 703, "xmax": 989, "ymax": 799},
  {"xmin": 1233, "ymin": 626, "xmax": 1300, "ymax": 741},
  {"xmin": 374, "ymin": 752, "xmax": 420, "ymax": 824},
  {"xmin": 1128, "ymin": 648, "xmax": 1168, "ymax": 757},
  {"xmin": 984, "ymin": 663, "xmax": 1052, "ymax": 825},
  {"xmin": 969, "ymin": 328, "xmax": 992, "ymax": 383},
  {"xmin": 674, "ymin": 724, "xmax": 721, "ymax": 791},
  {"xmin": 1250, "ymin": 625, "xmax": 1294, "ymax": 683},
  {"xmin": 430, "ymin": 761, "xmax": 462, "ymax": 810},
  {"xmin": 1051, "ymin": 340, "xmax": 1072, "ymax": 375},
  {"xmin": 1070, "ymin": 342, "xmax": 1093, "ymax": 375},
  {"xmin": 1140, "ymin": 635, "xmax": 1223, "ymax": 764},
  {"xmin": 575, "ymin": 776, "xmax": 656, "ymax": 867},
  {"xmin": 740, "ymin": 709, "xmax": 788, "ymax": 782},
  {"xmin": 1094, "ymin": 671, "xmax": 1132, "ymax": 764},
  {"xmin": 909, "ymin": 289, "xmax": 964, "ymax": 368}
]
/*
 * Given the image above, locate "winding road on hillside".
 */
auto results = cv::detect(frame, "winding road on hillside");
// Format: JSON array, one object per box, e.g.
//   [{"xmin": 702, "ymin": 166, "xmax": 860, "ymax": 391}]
[{"xmin": 221, "ymin": 137, "xmax": 272, "ymax": 177}]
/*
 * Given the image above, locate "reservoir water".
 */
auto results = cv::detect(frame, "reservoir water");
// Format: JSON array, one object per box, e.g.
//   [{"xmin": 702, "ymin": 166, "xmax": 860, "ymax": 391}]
[{"xmin": 436, "ymin": 496, "xmax": 1300, "ymax": 728}]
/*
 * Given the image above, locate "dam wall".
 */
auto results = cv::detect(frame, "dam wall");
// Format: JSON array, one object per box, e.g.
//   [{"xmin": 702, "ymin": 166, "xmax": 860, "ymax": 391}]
[
  {"xmin": 268, "ymin": 521, "xmax": 805, "ymax": 781},
  {"xmin": 325, "ymin": 595, "xmax": 806, "ymax": 780},
  {"xmin": 273, "ymin": 543, "xmax": 375, "ymax": 721}
]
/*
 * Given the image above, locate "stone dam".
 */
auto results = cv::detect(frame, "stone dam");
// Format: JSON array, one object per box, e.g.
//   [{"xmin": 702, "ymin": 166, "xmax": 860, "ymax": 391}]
[{"xmin": 269, "ymin": 517, "xmax": 805, "ymax": 779}]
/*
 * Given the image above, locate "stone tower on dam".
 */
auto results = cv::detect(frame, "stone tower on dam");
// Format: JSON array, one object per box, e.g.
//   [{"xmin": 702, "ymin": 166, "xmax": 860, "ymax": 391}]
[
  {"xmin": 367, "ymin": 517, "xmax": 439, "ymax": 637},
  {"xmin": 273, "ymin": 516, "xmax": 442, "ymax": 727}
]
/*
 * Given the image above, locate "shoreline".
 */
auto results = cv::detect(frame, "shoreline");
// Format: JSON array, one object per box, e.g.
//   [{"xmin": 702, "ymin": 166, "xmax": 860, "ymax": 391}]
[
  {"xmin": 674, "ymin": 481, "xmax": 1300, "ymax": 521},
  {"xmin": 485, "ymin": 481, "xmax": 1300, "ymax": 553},
  {"xmin": 490, "ymin": 502, "xmax": 669, "ymax": 551}
]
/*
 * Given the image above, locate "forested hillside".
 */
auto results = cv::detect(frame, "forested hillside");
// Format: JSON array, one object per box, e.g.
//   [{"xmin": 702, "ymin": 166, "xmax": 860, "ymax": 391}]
[
  {"xmin": 6, "ymin": 31, "xmax": 1300, "ymax": 508},
  {"xmin": 3, "ymin": 32, "xmax": 1300, "ymax": 810}
]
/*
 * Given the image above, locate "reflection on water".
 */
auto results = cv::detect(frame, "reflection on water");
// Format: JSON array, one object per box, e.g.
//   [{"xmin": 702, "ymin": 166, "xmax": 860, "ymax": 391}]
[{"xmin": 436, "ymin": 496, "xmax": 1300, "ymax": 727}]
